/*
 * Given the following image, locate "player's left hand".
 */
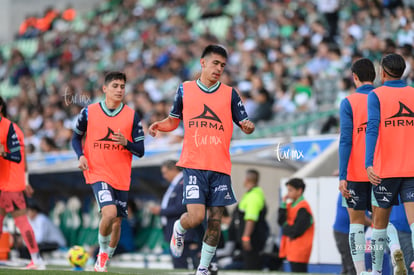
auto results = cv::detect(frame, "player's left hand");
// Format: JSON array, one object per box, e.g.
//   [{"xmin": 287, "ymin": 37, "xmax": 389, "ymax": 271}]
[
  {"xmin": 24, "ymin": 183, "xmax": 34, "ymax": 197},
  {"xmin": 113, "ymin": 129, "xmax": 127, "ymax": 146},
  {"xmin": 239, "ymin": 120, "xmax": 255, "ymax": 134},
  {"xmin": 339, "ymin": 180, "xmax": 350, "ymax": 198},
  {"xmin": 366, "ymin": 166, "xmax": 381, "ymax": 186}
]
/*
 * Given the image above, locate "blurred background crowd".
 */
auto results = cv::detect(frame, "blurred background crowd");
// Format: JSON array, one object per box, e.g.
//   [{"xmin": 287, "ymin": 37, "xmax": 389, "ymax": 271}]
[{"xmin": 1, "ymin": 0, "xmax": 414, "ymax": 154}]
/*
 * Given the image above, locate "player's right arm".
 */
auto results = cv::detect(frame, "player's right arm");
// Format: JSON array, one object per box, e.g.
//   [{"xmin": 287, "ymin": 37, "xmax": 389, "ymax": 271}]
[
  {"xmin": 149, "ymin": 84, "xmax": 182, "ymax": 137},
  {"xmin": 71, "ymin": 107, "xmax": 89, "ymax": 170},
  {"xmin": 149, "ymin": 117, "xmax": 180, "ymax": 137},
  {"xmin": 338, "ymin": 98, "xmax": 353, "ymax": 198},
  {"xmin": 0, "ymin": 124, "xmax": 21, "ymax": 163}
]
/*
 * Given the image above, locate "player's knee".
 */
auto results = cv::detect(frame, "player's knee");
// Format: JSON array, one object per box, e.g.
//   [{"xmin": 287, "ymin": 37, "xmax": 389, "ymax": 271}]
[
  {"xmin": 101, "ymin": 205, "xmax": 117, "ymax": 221},
  {"xmin": 112, "ymin": 217, "xmax": 122, "ymax": 227},
  {"xmin": 13, "ymin": 215, "xmax": 30, "ymax": 230},
  {"xmin": 187, "ymin": 213, "xmax": 205, "ymax": 227}
]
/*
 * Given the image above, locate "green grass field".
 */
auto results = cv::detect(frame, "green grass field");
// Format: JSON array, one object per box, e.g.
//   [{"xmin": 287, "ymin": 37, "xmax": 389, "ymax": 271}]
[{"xmin": 0, "ymin": 266, "xmax": 324, "ymax": 275}]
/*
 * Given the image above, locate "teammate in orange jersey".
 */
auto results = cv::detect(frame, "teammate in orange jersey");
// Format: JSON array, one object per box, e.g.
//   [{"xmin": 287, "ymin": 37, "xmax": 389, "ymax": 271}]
[
  {"xmin": 0, "ymin": 96, "xmax": 45, "ymax": 269},
  {"xmin": 338, "ymin": 58, "xmax": 377, "ymax": 275},
  {"xmin": 71, "ymin": 72, "xmax": 145, "ymax": 272},
  {"xmin": 365, "ymin": 53, "xmax": 414, "ymax": 275},
  {"xmin": 149, "ymin": 45, "xmax": 255, "ymax": 275}
]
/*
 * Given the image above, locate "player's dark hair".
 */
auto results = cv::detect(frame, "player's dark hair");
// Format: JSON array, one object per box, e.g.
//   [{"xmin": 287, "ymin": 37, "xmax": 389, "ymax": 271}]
[
  {"xmin": 161, "ymin": 159, "xmax": 182, "ymax": 171},
  {"xmin": 0, "ymin": 96, "xmax": 7, "ymax": 117},
  {"xmin": 201, "ymin": 45, "xmax": 228, "ymax": 59},
  {"xmin": 381, "ymin": 53, "xmax": 406, "ymax": 79},
  {"xmin": 246, "ymin": 169, "xmax": 260, "ymax": 184},
  {"xmin": 286, "ymin": 178, "xmax": 306, "ymax": 192},
  {"xmin": 104, "ymin": 71, "xmax": 126, "ymax": 85},
  {"xmin": 351, "ymin": 58, "xmax": 375, "ymax": 82}
]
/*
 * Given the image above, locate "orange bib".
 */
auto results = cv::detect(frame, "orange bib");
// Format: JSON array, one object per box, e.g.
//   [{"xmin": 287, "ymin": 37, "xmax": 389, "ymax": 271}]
[
  {"xmin": 347, "ymin": 93, "xmax": 369, "ymax": 181},
  {"xmin": 83, "ymin": 103, "xmax": 134, "ymax": 190},
  {"xmin": 373, "ymin": 86, "xmax": 414, "ymax": 178},
  {"xmin": 177, "ymin": 81, "xmax": 233, "ymax": 175},
  {"xmin": 0, "ymin": 118, "xmax": 12, "ymax": 189},
  {"xmin": 279, "ymin": 200, "xmax": 314, "ymax": 263},
  {"xmin": 5, "ymin": 124, "xmax": 25, "ymax": 191}
]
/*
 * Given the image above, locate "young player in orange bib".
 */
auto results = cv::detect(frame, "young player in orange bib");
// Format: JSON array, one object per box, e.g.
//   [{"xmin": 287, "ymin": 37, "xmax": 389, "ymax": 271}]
[
  {"xmin": 72, "ymin": 72, "xmax": 145, "ymax": 272},
  {"xmin": 149, "ymin": 45, "xmax": 255, "ymax": 275}
]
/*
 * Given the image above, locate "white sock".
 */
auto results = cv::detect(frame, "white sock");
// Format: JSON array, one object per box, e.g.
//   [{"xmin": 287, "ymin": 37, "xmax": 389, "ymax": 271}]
[
  {"xmin": 350, "ymin": 223, "xmax": 366, "ymax": 275},
  {"xmin": 387, "ymin": 222, "xmax": 401, "ymax": 257}
]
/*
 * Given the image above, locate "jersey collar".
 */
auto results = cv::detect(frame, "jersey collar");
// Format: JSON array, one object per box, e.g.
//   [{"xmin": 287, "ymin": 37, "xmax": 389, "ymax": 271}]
[
  {"xmin": 291, "ymin": 195, "xmax": 305, "ymax": 207},
  {"xmin": 196, "ymin": 79, "xmax": 221, "ymax": 93},
  {"xmin": 383, "ymin": 80, "xmax": 406, "ymax": 88},
  {"xmin": 100, "ymin": 101, "xmax": 124, "ymax": 117},
  {"xmin": 356, "ymin": 84, "xmax": 374, "ymax": 94}
]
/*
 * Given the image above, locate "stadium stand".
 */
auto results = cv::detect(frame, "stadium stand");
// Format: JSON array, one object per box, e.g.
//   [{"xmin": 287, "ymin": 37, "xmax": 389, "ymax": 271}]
[{"xmin": 1, "ymin": 0, "xmax": 414, "ymax": 272}]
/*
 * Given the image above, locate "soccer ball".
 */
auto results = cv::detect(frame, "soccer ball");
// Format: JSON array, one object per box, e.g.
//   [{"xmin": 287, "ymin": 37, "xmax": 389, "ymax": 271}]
[{"xmin": 67, "ymin": 245, "xmax": 89, "ymax": 268}]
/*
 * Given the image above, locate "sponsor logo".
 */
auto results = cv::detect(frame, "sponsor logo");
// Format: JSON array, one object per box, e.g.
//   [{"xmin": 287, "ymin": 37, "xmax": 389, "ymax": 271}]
[
  {"xmin": 384, "ymin": 102, "xmax": 414, "ymax": 127},
  {"xmin": 98, "ymin": 190, "xmax": 112, "ymax": 203},
  {"xmin": 378, "ymin": 186, "xmax": 387, "ymax": 192},
  {"xmin": 224, "ymin": 192, "xmax": 232, "ymax": 200},
  {"xmin": 186, "ymin": 185, "xmax": 199, "ymax": 199},
  {"xmin": 115, "ymin": 200, "xmax": 127, "ymax": 208},
  {"xmin": 406, "ymin": 191, "xmax": 414, "ymax": 200},
  {"xmin": 357, "ymin": 122, "xmax": 367, "ymax": 134},
  {"xmin": 214, "ymin": 185, "xmax": 228, "ymax": 192},
  {"xmin": 349, "ymin": 198, "xmax": 356, "ymax": 205},
  {"xmin": 94, "ymin": 127, "xmax": 126, "ymax": 151},
  {"xmin": 349, "ymin": 189, "xmax": 356, "ymax": 196},
  {"xmin": 189, "ymin": 105, "xmax": 224, "ymax": 131},
  {"xmin": 380, "ymin": 196, "xmax": 390, "ymax": 203},
  {"xmin": 98, "ymin": 127, "xmax": 117, "ymax": 142}
]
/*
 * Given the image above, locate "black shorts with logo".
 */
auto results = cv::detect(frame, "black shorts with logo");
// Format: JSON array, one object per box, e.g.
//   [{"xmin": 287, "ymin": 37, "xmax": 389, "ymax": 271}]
[
  {"xmin": 372, "ymin": 177, "xmax": 414, "ymax": 208},
  {"xmin": 344, "ymin": 181, "xmax": 372, "ymax": 211},
  {"xmin": 91, "ymin": 181, "xmax": 128, "ymax": 218}
]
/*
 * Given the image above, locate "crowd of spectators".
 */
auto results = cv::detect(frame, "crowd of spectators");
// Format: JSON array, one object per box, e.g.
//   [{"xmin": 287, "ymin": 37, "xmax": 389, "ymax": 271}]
[{"xmin": 1, "ymin": 0, "xmax": 414, "ymax": 154}]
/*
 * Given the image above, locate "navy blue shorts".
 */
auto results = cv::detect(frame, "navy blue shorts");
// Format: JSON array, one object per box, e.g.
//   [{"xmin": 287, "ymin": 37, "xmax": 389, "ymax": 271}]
[
  {"xmin": 91, "ymin": 181, "xmax": 128, "ymax": 218},
  {"xmin": 344, "ymin": 181, "xmax": 372, "ymax": 211},
  {"xmin": 372, "ymin": 177, "xmax": 414, "ymax": 208},
  {"xmin": 182, "ymin": 168, "xmax": 237, "ymax": 207}
]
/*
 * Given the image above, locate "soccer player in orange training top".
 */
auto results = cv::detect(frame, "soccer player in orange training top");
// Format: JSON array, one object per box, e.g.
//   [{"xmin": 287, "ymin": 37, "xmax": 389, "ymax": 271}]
[
  {"xmin": 0, "ymin": 97, "xmax": 45, "ymax": 270},
  {"xmin": 72, "ymin": 72, "xmax": 145, "ymax": 272},
  {"xmin": 149, "ymin": 45, "xmax": 255, "ymax": 275},
  {"xmin": 338, "ymin": 58, "xmax": 378, "ymax": 275},
  {"xmin": 365, "ymin": 53, "xmax": 414, "ymax": 275}
]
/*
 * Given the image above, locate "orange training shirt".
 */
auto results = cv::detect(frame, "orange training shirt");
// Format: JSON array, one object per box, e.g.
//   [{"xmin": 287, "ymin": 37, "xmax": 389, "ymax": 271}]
[
  {"xmin": 347, "ymin": 93, "xmax": 369, "ymax": 181},
  {"xmin": 373, "ymin": 85, "xmax": 414, "ymax": 178},
  {"xmin": 83, "ymin": 103, "xmax": 134, "ymax": 190},
  {"xmin": 177, "ymin": 81, "xmax": 233, "ymax": 175}
]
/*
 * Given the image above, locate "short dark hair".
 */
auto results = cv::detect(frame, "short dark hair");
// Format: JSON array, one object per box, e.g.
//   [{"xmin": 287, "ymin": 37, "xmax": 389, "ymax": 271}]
[
  {"xmin": 246, "ymin": 169, "xmax": 259, "ymax": 184},
  {"xmin": 286, "ymin": 178, "xmax": 306, "ymax": 192},
  {"xmin": 161, "ymin": 159, "xmax": 182, "ymax": 171},
  {"xmin": 201, "ymin": 45, "xmax": 228, "ymax": 59},
  {"xmin": 104, "ymin": 71, "xmax": 126, "ymax": 85},
  {"xmin": 381, "ymin": 53, "xmax": 406, "ymax": 79},
  {"xmin": 351, "ymin": 58, "xmax": 375, "ymax": 82},
  {"xmin": 0, "ymin": 96, "xmax": 7, "ymax": 117}
]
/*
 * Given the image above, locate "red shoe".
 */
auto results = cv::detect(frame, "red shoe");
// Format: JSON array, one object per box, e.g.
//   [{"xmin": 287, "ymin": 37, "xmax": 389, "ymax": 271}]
[
  {"xmin": 25, "ymin": 260, "xmax": 46, "ymax": 270},
  {"xmin": 94, "ymin": 252, "xmax": 109, "ymax": 272}
]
